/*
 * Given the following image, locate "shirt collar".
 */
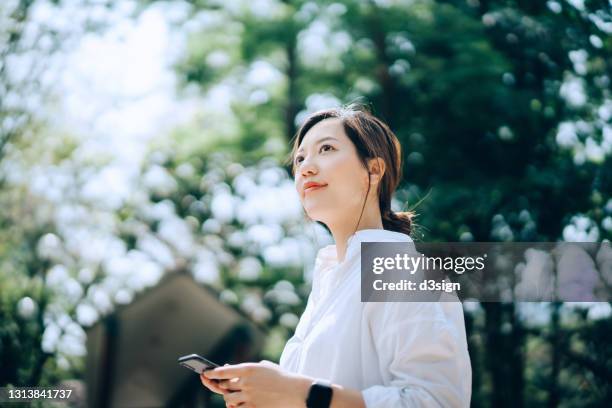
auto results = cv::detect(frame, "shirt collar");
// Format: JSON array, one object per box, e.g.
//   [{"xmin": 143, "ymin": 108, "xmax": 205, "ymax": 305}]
[{"xmin": 315, "ymin": 228, "xmax": 414, "ymax": 269}]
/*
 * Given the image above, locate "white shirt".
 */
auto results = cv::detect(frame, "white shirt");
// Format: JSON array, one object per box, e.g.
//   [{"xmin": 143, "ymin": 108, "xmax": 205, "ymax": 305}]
[{"xmin": 279, "ymin": 229, "xmax": 472, "ymax": 407}]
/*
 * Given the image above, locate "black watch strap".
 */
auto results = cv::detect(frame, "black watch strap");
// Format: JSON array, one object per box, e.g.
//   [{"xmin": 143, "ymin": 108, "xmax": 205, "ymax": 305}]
[{"xmin": 306, "ymin": 379, "xmax": 333, "ymax": 408}]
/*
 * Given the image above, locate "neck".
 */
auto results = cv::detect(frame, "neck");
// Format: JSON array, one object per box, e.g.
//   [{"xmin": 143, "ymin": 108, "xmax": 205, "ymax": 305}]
[{"xmin": 328, "ymin": 207, "xmax": 384, "ymax": 263}]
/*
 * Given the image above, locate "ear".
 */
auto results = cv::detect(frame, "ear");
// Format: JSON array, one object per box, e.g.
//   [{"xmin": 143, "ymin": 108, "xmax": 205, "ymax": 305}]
[{"xmin": 367, "ymin": 157, "xmax": 385, "ymax": 185}]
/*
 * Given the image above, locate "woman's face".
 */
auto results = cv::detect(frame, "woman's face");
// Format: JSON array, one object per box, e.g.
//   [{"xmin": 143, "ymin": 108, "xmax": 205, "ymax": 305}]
[{"xmin": 293, "ymin": 118, "xmax": 370, "ymax": 225}]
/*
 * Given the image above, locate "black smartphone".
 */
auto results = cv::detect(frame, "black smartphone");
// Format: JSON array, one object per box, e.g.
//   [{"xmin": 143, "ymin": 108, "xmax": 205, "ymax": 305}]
[{"xmin": 178, "ymin": 354, "xmax": 220, "ymax": 375}]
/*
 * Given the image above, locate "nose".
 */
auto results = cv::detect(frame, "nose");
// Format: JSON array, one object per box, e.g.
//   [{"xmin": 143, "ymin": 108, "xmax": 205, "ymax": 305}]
[{"xmin": 299, "ymin": 157, "xmax": 318, "ymax": 177}]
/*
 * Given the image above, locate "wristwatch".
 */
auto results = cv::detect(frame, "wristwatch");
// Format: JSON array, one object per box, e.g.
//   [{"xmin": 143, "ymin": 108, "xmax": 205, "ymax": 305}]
[{"xmin": 305, "ymin": 379, "xmax": 333, "ymax": 408}]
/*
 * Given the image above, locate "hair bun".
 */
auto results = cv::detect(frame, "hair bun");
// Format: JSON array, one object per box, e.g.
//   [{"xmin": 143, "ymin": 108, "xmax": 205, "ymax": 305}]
[{"xmin": 383, "ymin": 210, "xmax": 415, "ymax": 236}]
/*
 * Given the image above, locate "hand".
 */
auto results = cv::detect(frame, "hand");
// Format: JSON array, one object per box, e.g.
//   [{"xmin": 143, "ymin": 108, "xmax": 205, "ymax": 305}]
[{"xmin": 203, "ymin": 360, "xmax": 312, "ymax": 408}]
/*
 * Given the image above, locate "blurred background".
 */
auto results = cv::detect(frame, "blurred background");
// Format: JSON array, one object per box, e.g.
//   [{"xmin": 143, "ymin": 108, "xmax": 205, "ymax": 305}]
[{"xmin": 1, "ymin": 0, "xmax": 611, "ymax": 407}]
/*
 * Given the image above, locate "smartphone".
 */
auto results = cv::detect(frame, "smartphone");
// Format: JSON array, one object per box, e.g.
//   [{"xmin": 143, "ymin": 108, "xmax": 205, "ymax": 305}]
[{"xmin": 178, "ymin": 354, "xmax": 220, "ymax": 375}]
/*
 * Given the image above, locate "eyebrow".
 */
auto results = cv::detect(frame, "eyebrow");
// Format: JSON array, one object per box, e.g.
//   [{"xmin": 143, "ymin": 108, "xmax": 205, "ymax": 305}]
[{"xmin": 296, "ymin": 136, "xmax": 339, "ymax": 154}]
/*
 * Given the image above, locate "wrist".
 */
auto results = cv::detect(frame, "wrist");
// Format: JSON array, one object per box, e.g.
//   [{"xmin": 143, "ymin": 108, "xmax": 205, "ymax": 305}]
[{"xmin": 292, "ymin": 374, "xmax": 315, "ymax": 407}]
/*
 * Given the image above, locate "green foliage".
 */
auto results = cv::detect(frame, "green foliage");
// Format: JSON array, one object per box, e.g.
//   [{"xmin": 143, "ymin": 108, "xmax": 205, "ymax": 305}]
[{"xmin": 118, "ymin": 148, "xmax": 312, "ymax": 361}]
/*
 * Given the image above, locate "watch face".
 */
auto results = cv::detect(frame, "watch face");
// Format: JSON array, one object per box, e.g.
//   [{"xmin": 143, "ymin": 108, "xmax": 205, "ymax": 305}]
[{"xmin": 306, "ymin": 381, "xmax": 333, "ymax": 408}]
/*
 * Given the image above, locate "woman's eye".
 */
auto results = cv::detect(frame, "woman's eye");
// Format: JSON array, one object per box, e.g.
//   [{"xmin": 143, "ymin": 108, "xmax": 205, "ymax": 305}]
[{"xmin": 295, "ymin": 145, "xmax": 333, "ymax": 165}]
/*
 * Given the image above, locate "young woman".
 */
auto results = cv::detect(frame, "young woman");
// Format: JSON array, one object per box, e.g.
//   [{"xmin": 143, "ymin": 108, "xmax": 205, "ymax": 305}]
[{"xmin": 201, "ymin": 106, "xmax": 472, "ymax": 407}]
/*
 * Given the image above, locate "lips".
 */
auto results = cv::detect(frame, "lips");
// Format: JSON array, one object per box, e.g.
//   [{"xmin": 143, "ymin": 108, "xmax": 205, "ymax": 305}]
[
  {"xmin": 303, "ymin": 182, "xmax": 327, "ymax": 194},
  {"xmin": 305, "ymin": 185, "xmax": 326, "ymax": 193}
]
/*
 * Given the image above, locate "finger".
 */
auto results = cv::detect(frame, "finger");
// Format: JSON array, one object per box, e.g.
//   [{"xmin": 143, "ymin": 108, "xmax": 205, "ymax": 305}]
[
  {"xmin": 205, "ymin": 364, "xmax": 251, "ymax": 380},
  {"xmin": 200, "ymin": 373, "xmax": 227, "ymax": 395},
  {"xmin": 223, "ymin": 391, "xmax": 247, "ymax": 405},
  {"xmin": 218, "ymin": 377, "xmax": 242, "ymax": 392},
  {"xmin": 204, "ymin": 363, "xmax": 253, "ymax": 380},
  {"xmin": 200, "ymin": 377, "xmax": 227, "ymax": 394}
]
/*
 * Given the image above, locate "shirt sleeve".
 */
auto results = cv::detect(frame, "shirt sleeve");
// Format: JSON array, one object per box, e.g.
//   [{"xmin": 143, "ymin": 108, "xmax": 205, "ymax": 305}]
[{"xmin": 361, "ymin": 302, "xmax": 471, "ymax": 408}]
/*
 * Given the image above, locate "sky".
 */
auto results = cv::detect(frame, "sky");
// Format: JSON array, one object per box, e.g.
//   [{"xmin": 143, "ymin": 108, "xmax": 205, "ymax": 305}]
[{"xmin": 50, "ymin": 0, "xmax": 199, "ymax": 207}]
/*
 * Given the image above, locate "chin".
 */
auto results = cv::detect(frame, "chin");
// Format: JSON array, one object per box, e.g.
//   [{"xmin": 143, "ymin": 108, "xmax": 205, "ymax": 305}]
[
  {"xmin": 304, "ymin": 209, "xmax": 321, "ymax": 221},
  {"xmin": 302, "ymin": 204, "xmax": 318, "ymax": 217},
  {"xmin": 304, "ymin": 207, "xmax": 332, "ymax": 224}
]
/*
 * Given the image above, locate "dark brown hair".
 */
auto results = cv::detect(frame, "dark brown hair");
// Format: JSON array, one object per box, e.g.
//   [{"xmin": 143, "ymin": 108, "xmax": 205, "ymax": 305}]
[{"xmin": 286, "ymin": 104, "xmax": 417, "ymax": 237}]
